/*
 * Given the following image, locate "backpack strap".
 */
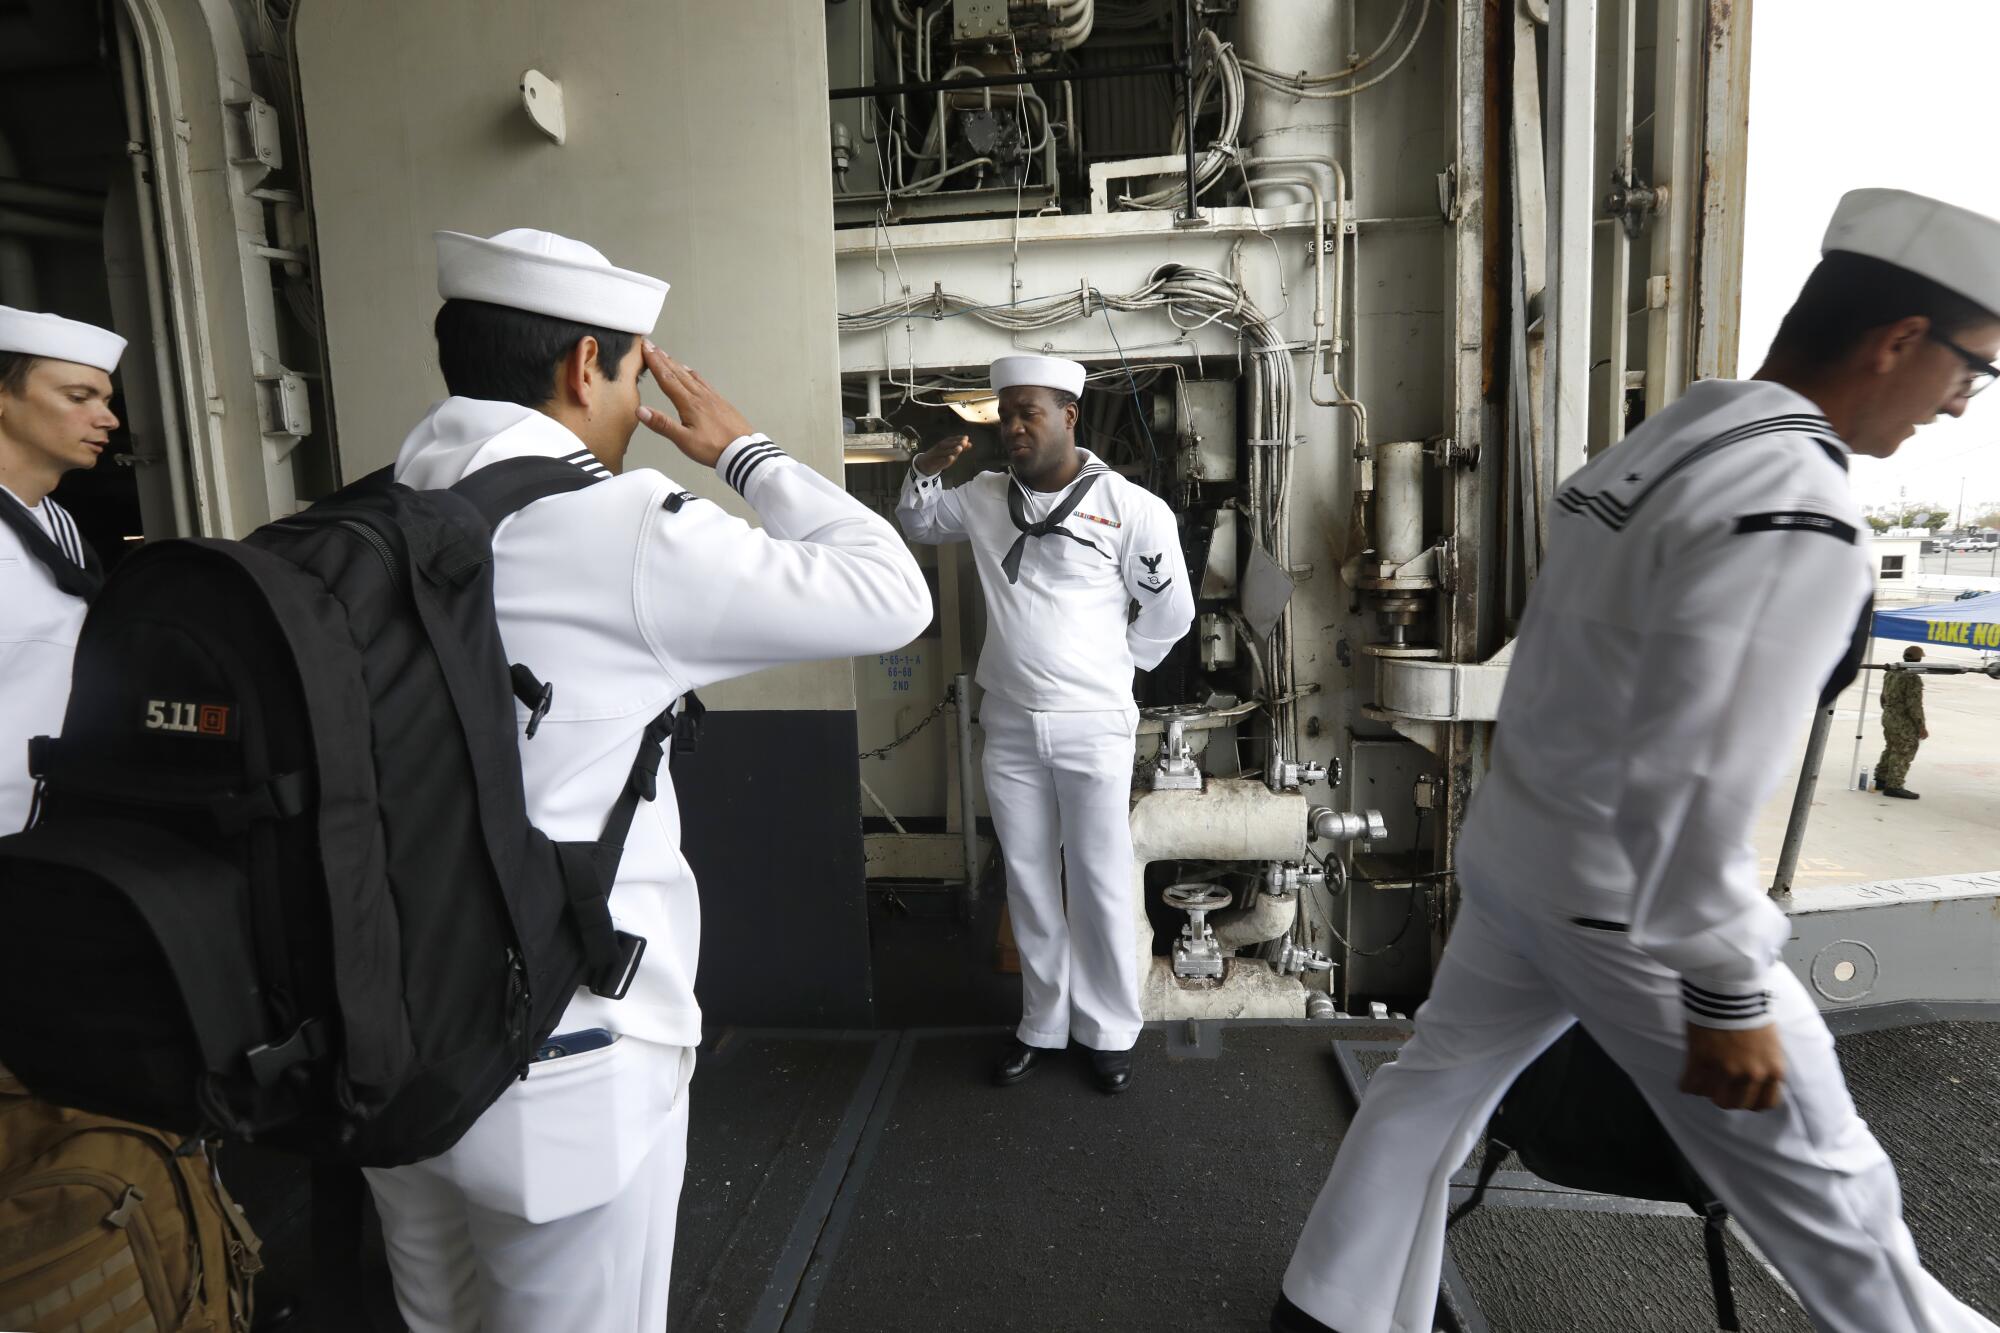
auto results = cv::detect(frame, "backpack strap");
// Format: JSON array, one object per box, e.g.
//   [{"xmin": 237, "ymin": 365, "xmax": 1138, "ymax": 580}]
[
  {"xmin": 542, "ymin": 700, "xmax": 684, "ymax": 1002},
  {"xmin": 601, "ymin": 704, "xmax": 679, "ymax": 852},
  {"xmin": 450, "ymin": 452, "xmax": 692, "ymax": 1002},
  {"xmin": 449, "ymin": 455, "xmax": 601, "ymax": 529}
]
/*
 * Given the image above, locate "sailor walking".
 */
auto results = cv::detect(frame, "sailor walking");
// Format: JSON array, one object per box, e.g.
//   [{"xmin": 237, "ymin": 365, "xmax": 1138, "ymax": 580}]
[
  {"xmin": 1272, "ymin": 190, "xmax": 2000, "ymax": 1333},
  {"xmin": 898, "ymin": 354, "xmax": 1193, "ymax": 1094}
]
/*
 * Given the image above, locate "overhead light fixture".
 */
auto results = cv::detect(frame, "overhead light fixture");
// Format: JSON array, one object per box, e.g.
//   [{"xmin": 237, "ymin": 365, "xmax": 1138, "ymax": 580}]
[{"xmin": 943, "ymin": 391, "xmax": 999, "ymax": 424}]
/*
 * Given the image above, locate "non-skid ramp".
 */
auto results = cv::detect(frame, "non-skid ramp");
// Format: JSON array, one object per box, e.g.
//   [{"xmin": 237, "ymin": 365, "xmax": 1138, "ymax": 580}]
[
  {"xmin": 674, "ymin": 1020, "xmax": 1405, "ymax": 1332},
  {"xmin": 1336, "ymin": 1010, "xmax": 2000, "ymax": 1332}
]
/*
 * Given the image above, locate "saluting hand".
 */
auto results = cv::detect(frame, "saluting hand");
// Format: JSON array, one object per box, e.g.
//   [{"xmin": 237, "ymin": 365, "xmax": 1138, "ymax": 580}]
[
  {"xmin": 1679, "ymin": 1022, "xmax": 1786, "ymax": 1112},
  {"xmin": 915, "ymin": 434, "xmax": 973, "ymax": 478},
  {"xmin": 637, "ymin": 342, "xmax": 755, "ymax": 469}
]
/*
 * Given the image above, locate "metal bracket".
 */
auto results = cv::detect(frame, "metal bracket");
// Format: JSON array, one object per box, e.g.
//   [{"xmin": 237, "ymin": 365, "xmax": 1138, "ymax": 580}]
[
  {"xmin": 1604, "ymin": 172, "xmax": 1667, "ymax": 241},
  {"xmin": 254, "ymin": 358, "xmax": 313, "ymax": 451},
  {"xmin": 1427, "ymin": 435, "xmax": 1479, "ymax": 469},
  {"xmin": 224, "ymin": 92, "xmax": 283, "ymax": 184},
  {"xmin": 1436, "ymin": 165, "xmax": 1458, "ymax": 222},
  {"xmin": 1151, "ymin": 716, "xmax": 1206, "ymax": 791}
]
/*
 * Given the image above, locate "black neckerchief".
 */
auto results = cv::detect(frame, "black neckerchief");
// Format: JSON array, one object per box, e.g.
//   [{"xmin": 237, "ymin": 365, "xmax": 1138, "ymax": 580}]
[
  {"xmin": 0, "ymin": 489, "xmax": 101, "ymax": 601},
  {"xmin": 1002, "ymin": 469, "xmax": 1102, "ymax": 585}
]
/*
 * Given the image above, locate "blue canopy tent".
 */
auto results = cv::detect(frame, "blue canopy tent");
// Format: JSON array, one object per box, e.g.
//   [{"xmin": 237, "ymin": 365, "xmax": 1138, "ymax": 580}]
[
  {"xmin": 1872, "ymin": 591, "xmax": 2000, "ymax": 651},
  {"xmin": 1776, "ymin": 592, "xmax": 2000, "ymax": 894}
]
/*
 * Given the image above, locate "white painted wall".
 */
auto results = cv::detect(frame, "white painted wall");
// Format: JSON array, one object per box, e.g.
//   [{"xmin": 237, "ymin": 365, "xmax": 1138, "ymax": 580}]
[{"xmin": 293, "ymin": 0, "xmax": 854, "ymax": 710}]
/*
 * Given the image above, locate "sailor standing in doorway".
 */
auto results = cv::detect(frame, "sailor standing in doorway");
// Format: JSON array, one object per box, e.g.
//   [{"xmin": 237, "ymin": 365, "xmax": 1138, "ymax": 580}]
[
  {"xmin": 362, "ymin": 228, "xmax": 931, "ymax": 1333},
  {"xmin": 0, "ymin": 307, "xmax": 123, "ymax": 832},
  {"xmin": 898, "ymin": 355, "xmax": 1194, "ymax": 1094},
  {"xmin": 1271, "ymin": 190, "xmax": 2000, "ymax": 1333}
]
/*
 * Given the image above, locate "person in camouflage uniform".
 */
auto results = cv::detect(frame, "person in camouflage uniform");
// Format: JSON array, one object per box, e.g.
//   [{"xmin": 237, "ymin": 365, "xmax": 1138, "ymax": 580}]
[{"xmin": 1876, "ymin": 644, "xmax": 1929, "ymax": 798}]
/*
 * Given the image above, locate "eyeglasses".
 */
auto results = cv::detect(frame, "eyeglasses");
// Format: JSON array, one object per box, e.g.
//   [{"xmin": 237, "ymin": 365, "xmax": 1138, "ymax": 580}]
[{"xmin": 1928, "ymin": 331, "xmax": 1999, "ymax": 399}]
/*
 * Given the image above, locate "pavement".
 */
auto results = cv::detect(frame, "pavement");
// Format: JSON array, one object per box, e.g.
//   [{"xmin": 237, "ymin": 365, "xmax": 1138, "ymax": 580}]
[{"xmin": 1753, "ymin": 592, "xmax": 2000, "ymax": 893}]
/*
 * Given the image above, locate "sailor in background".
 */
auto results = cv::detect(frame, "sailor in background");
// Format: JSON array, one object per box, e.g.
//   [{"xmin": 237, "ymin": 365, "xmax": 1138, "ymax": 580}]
[
  {"xmin": 363, "ymin": 228, "xmax": 931, "ymax": 1333},
  {"xmin": 0, "ymin": 307, "xmax": 123, "ymax": 832},
  {"xmin": 898, "ymin": 354, "xmax": 1194, "ymax": 1095},
  {"xmin": 1272, "ymin": 190, "xmax": 2000, "ymax": 1333}
]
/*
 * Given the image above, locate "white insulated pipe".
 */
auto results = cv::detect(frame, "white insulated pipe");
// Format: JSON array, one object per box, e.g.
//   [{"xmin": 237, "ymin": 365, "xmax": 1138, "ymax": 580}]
[
  {"xmin": 1212, "ymin": 888, "xmax": 1298, "ymax": 949},
  {"xmin": 1239, "ymin": 0, "xmax": 1344, "ymax": 199},
  {"xmin": 1130, "ymin": 778, "xmax": 1311, "ymax": 1020},
  {"xmin": 1376, "ymin": 439, "xmax": 1425, "ymax": 564}
]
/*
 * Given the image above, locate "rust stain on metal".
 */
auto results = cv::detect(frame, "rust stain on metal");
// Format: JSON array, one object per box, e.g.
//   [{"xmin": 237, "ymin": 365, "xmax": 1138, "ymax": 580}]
[{"xmin": 1709, "ymin": 0, "xmax": 1734, "ymax": 46}]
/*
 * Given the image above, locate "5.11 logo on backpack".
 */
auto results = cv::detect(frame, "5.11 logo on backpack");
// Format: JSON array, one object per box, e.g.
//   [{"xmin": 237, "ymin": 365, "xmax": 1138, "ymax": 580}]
[{"xmin": 144, "ymin": 699, "xmax": 232, "ymax": 736}]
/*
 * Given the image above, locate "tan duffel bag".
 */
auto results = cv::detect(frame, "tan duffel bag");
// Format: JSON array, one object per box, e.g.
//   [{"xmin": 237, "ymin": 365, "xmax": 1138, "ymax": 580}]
[{"xmin": 0, "ymin": 1074, "xmax": 261, "ymax": 1332}]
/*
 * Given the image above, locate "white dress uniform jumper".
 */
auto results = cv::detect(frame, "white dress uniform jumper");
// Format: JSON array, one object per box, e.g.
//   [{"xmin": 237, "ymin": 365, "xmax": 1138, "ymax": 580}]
[
  {"xmin": 0, "ymin": 486, "xmax": 100, "ymax": 831},
  {"xmin": 898, "ymin": 409, "xmax": 1194, "ymax": 1053},
  {"xmin": 1281, "ymin": 380, "xmax": 1998, "ymax": 1333},
  {"xmin": 359, "ymin": 231, "xmax": 931, "ymax": 1333},
  {"xmin": 0, "ymin": 305, "xmax": 125, "ymax": 833}
]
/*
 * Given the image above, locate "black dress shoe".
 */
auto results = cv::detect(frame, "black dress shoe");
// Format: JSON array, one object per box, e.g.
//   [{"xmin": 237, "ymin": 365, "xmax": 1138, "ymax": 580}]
[
  {"xmin": 1090, "ymin": 1048, "xmax": 1132, "ymax": 1095},
  {"xmin": 1881, "ymin": 786, "xmax": 1920, "ymax": 799},
  {"xmin": 994, "ymin": 1041, "xmax": 1044, "ymax": 1086},
  {"xmin": 1270, "ymin": 1292, "xmax": 1341, "ymax": 1333}
]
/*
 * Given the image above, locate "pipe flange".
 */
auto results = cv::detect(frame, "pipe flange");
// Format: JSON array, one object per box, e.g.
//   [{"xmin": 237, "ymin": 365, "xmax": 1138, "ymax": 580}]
[{"xmin": 1361, "ymin": 643, "xmax": 1443, "ymax": 660}]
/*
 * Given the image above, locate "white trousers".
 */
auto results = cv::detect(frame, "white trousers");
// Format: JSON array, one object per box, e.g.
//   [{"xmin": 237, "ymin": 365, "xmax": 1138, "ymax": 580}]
[
  {"xmin": 980, "ymin": 695, "xmax": 1142, "ymax": 1052},
  {"xmin": 364, "ymin": 1036, "xmax": 694, "ymax": 1333},
  {"xmin": 1282, "ymin": 886, "xmax": 1995, "ymax": 1333}
]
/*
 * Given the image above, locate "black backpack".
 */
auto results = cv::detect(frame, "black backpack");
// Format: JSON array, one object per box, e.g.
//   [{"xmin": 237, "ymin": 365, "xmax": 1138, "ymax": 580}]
[
  {"xmin": 0, "ymin": 458, "xmax": 697, "ymax": 1167},
  {"xmin": 1448, "ymin": 1025, "xmax": 1741, "ymax": 1330}
]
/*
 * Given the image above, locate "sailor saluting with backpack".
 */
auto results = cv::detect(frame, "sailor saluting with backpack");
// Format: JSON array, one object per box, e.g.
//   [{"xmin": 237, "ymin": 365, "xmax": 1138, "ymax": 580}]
[{"xmin": 0, "ymin": 230, "xmax": 932, "ymax": 1333}]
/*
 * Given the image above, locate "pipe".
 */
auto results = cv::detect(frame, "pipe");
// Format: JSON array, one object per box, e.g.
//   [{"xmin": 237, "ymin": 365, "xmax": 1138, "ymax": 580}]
[
  {"xmin": 1849, "ymin": 638, "xmax": 1877, "ymax": 785},
  {"xmin": 1130, "ymin": 778, "xmax": 1311, "ymax": 1018},
  {"xmin": 866, "ymin": 371, "xmax": 883, "ymax": 420},
  {"xmin": 1376, "ymin": 440, "xmax": 1425, "ymax": 564},
  {"xmin": 859, "ymin": 775, "xmax": 910, "ymax": 835},
  {"xmin": 1239, "ymin": 0, "xmax": 1343, "ymax": 167},
  {"xmin": 956, "ymin": 672, "xmax": 978, "ymax": 896},
  {"xmin": 1304, "ymin": 991, "xmax": 1337, "ymax": 1019},
  {"xmin": 1240, "ymin": 152, "xmax": 1367, "ymax": 454},
  {"xmin": 1240, "ymin": 166, "xmax": 1327, "ymax": 371},
  {"xmin": 1212, "ymin": 888, "xmax": 1298, "ymax": 949},
  {"xmin": 115, "ymin": 5, "xmax": 196, "ymax": 536},
  {"xmin": 1772, "ymin": 704, "xmax": 1836, "ymax": 898},
  {"xmin": 1179, "ymin": 0, "xmax": 1200, "ymax": 223}
]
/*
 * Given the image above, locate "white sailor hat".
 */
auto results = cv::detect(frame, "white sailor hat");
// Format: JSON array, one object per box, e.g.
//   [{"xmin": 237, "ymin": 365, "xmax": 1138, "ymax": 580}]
[
  {"xmin": 1822, "ymin": 188, "xmax": 2000, "ymax": 318},
  {"xmin": 435, "ymin": 228, "xmax": 669, "ymax": 334},
  {"xmin": 990, "ymin": 354, "xmax": 1086, "ymax": 397},
  {"xmin": 0, "ymin": 306, "xmax": 126, "ymax": 374}
]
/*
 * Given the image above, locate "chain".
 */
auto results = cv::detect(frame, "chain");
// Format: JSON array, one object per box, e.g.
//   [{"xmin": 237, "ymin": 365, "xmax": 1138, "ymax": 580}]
[{"xmin": 860, "ymin": 683, "xmax": 960, "ymax": 760}]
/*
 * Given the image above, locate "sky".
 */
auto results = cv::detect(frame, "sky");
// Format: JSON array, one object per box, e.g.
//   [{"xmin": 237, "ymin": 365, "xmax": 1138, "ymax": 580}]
[{"xmin": 1739, "ymin": 0, "xmax": 2000, "ymax": 524}]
